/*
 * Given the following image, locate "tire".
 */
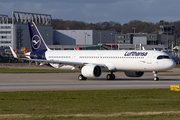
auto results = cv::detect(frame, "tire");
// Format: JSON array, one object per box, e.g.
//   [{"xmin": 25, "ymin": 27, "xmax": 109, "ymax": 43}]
[
  {"xmin": 78, "ymin": 74, "xmax": 83, "ymax": 81},
  {"xmin": 154, "ymin": 77, "xmax": 159, "ymax": 81},
  {"xmin": 83, "ymin": 77, "xmax": 87, "ymax": 80},
  {"xmin": 78, "ymin": 74, "xmax": 87, "ymax": 81},
  {"xmin": 106, "ymin": 74, "xmax": 115, "ymax": 80},
  {"xmin": 106, "ymin": 74, "xmax": 111, "ymax": 80},
  {"xmin": 111, "ymin": 74, "xmax": 115, "ymax": 80}
]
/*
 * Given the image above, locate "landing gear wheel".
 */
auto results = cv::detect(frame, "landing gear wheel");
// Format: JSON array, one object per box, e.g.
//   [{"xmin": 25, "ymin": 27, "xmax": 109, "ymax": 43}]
[
  {"xmin": 78, "ymin": 74, "xmax": 83, "ymax": 81},
  {"xmin": 83, "ymin": 77, "xmax": 87, "ymax": 80},
  {"xmin": 107, "ymin": 74, "xmax": 111, "ymax": 80},
  {"xmin": 106, "ymin": 74, "xmax": 115, "ymax": 80},
  {"xmin": 111, "ymin": 74, "xmax": 115, "ymax": 80},
  {"xmin": 154, "ymin": 77, "xmax": 159, "ymax": 81},
  {"xmin": 78, "ymin": 74, "xmax": 87, "ymax": 81},
  {"xmin": 153, "ymin": 71, "xmax": 159, "ymax": 81}
]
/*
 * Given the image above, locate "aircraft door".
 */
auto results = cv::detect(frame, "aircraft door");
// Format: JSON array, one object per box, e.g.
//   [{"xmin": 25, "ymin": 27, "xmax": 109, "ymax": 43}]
[{"xmin": 72, "ymin": 54, "xmax": 76, "ymax": 62}]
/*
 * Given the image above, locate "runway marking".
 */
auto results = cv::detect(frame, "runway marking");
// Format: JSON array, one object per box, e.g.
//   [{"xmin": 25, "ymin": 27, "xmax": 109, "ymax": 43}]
[{"xmin": 1, "ymin": 111, "xmax": 180, "ymax": 118}]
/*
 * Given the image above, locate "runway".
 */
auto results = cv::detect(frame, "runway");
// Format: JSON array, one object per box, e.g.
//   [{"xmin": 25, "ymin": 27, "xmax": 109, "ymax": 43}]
[
  {"xmin": 0, "ymin": 68, "xmax": 180, "ymax": 91},
  {"xmin": 1, "ymin": 80, "xmax": 180, "ymax": 91}
]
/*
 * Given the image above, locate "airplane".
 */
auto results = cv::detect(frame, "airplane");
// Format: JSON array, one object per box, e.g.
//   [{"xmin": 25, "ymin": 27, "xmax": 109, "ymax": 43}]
[{"xmin": 10, "ymin": 22, "xmax": 176, "ymax": 81}]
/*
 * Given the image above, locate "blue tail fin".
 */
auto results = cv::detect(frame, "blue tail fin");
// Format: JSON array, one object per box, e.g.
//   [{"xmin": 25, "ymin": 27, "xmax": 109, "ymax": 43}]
[{"xmin": 28, "ymin": 22, "xmax": 50, "ymax": 52}]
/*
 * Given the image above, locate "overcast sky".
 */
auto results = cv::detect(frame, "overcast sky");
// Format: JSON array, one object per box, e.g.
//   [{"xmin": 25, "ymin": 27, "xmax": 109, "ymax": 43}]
[{"xmin": 0, "ymin": 0, "xmax": 179, "ymax": 24}]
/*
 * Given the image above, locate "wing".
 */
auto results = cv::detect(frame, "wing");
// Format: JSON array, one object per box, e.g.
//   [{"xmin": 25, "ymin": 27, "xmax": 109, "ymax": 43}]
[
  {"xmin": 26, "ymin": 58, "xmax": 106, "ymax": 68},
  {"xmin": 9, "ymin": 46, "xmax": 106, "ymax": 68}
]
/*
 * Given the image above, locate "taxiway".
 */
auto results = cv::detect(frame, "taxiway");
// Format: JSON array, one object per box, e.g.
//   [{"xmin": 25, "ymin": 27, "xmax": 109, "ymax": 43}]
[{"xmin": 0, "ymin": 68, "xmax": 180, "ymax": 91}]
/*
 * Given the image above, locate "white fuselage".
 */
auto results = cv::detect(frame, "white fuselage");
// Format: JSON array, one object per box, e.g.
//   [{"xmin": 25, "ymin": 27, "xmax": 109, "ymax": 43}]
[{"xmin": 44, "ymin": 50, "xmax": 176, "ymax": 72}]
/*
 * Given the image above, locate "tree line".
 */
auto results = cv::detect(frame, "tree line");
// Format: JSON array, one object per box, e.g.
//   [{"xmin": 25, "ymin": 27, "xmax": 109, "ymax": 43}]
[{"xmin": 52, "ymin": 19, "xmax": 180, "ymax": 44}]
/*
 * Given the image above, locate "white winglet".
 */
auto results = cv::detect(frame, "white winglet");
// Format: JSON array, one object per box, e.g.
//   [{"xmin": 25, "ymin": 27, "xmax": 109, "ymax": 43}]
[
  {"xmin": 142, "ymin": 47, "xmax": 145, "ymax": 50},
  {"xmin": 9, "ymin": 46, "xmax": 18, "ymax": 58}
]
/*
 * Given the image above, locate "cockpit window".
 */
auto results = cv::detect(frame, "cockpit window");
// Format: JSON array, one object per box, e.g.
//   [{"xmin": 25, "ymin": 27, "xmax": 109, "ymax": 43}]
[{"xmin": 157, "ymin": 55, "xmax": 170, "ymax": 60}]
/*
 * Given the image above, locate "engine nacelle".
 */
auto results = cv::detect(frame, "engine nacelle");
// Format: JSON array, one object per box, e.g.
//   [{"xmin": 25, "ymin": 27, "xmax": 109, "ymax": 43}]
[
  {"xmin": 81, "ymin": 65, "xmax": 102, "ymax": 78},
  {"xmin": 124, "ymin": 71, "xmax": 144, "ymax": 77}
]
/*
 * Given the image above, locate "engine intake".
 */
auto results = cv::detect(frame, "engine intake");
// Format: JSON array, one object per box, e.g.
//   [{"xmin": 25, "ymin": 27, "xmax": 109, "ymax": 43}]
[
  {"xmin": 124, "ymin": 71, "xmax": 144, "ymax": 77},
  {"xmin": 81, "ymin": 65, "xmax": 101, "ymax": 77}
]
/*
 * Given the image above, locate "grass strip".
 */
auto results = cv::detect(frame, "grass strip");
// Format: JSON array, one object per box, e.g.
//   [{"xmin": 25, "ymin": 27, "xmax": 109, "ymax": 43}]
[{"xmin": 0, "ymin": 89, "xmax": 180, "ymax": 119}]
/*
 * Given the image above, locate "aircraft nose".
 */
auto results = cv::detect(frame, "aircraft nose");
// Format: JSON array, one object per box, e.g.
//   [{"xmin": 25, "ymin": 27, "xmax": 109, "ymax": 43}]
[{"xmin": 169, "ymin": 60, "xmax": 176, "ymax": 69}]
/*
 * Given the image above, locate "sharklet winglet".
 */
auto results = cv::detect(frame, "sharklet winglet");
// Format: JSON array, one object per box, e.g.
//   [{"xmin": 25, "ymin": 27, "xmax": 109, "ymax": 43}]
[{"xmin": 9, "ymin": 46, "xmax": 18, "ymax": 58}]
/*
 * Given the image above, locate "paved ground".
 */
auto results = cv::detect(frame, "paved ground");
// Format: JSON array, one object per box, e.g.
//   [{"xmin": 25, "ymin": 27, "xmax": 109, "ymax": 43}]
[
  {"xmin": 0, "ymin": 63, "xmax": 54, "ymax": 69},
  {"xmin": 0, "ymin": 63, "xmax": 179, "ymax": 91}
]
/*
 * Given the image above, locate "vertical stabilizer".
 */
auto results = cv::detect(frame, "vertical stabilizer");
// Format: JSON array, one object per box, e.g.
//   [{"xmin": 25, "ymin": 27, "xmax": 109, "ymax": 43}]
[{"xmin": 28, "ymin": 22, "xmax": 50, "ymax": 52}]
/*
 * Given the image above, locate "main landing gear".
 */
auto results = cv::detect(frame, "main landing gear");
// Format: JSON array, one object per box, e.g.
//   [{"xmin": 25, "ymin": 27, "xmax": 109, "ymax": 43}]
[
  {"xmin": 153, "ymin": 71, "xmax": 159, "ymax": 81},
  {"xmin": 78, "ymin": 74, "xmax": 87, "ymax": 81},
  {"xmin": 106, "ymin": 72, "xmax": 115, "ymax": 80},
  {"xmin": 78, "ymin": 72, "xmax": 116, "ymax": 81}
]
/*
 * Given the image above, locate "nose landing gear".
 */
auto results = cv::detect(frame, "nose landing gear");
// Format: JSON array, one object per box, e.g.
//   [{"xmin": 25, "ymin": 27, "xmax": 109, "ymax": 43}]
[{"xmin": 153, "ymin": 71, "xmax": 159, "ymax": 81}]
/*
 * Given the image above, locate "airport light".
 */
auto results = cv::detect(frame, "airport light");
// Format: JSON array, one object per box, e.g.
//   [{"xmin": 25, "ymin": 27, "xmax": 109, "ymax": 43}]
[
  {"xmin": 100, "ymin": 32, "xmax": 102, "ymax": 50},
  {"xmin": 111, "ymin": 33, "xmax": 112, "ymax": 50},
  {"xmin": 132, "ymin": 27, "xmax": 136, "ymax": 33}
]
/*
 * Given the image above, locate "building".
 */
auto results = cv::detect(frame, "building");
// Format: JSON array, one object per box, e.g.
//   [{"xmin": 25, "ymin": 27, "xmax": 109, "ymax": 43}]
[
  {"xmin": 0, "ymin": 15, "xmax": 13, "ymax": 49},
  {"xmin": 115, "ymin": 34, "xmax": 133, "ymax": 44},
  {"xmin": 159, "ymin": 25, "xmax": 175, "ymax": 49},
  {"xmin": 1, "ymin": 11, "xmax": 175, "ymax": 51},
  {"xmin": 0, "ymin": 11, "xmax": 53, "ymax": 50},
  {"xmin": 115, "ymin": 25, "xmax": 175, "ymax": 50},
  {"xmin": 0, "ymin": 11, "xmax": 116, "ymax": 50},
  {"xmin": 54, "ymin": 30, "xmax": 115, "ymax": 45},
  {"xmin": 115, "ymin": 33, "xmax": 159, "ymax": 45}
]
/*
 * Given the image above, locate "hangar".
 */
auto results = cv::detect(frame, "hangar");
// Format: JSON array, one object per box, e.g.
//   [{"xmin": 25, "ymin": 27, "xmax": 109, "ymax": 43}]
[
  {"xmin": 54, "ymin": 30, "xmax": 115, "ymax": 45},
  {"xmin": 0, "ymin": 11, "xmax": 176, "ymax": 51},
  {"xmin": 0, "ymin": 11, "xmax": 53, "ymax": 50},
  {"xmin": 0, "ymin": 11, "xmax": 115, "ymax": 50}
]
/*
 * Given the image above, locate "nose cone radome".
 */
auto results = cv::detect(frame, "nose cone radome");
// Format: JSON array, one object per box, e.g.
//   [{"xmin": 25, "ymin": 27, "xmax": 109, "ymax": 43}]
[{"xmin": 168, "ymin": 60, "xmax": 176, "ymax": 70}]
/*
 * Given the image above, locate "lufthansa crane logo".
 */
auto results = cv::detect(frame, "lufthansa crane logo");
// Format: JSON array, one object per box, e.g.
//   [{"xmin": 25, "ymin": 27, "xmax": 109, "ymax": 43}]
[{"xmin": 32, "ymin": 35, "xmax": 41, "ymax": 49}]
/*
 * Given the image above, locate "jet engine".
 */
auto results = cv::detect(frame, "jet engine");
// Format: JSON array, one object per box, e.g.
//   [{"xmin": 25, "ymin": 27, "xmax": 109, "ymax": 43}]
[
  {"xmin": 124, "ymin": 71, "xmax": 144, "ymax": 77},
  {"xmin": 81, "ymin": 65, "xmax": 101, "ymax": 77}
]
